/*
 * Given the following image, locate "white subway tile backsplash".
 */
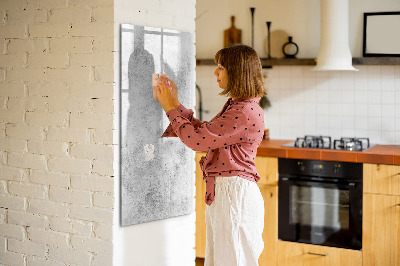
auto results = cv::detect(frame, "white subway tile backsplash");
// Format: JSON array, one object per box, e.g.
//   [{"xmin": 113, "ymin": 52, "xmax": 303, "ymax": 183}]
[
  {"xmin": 381, "ymin": 66, "xmax": 395, "ymax": 77},
  {"xmin": 316, "ymin": 89, "xmax": 329, "ymax": 103},
  {"xmin": 291, "ymin": 67, "xmax": 304, "ymax": 78},
  {"xmin": 382, "ymin": 78, "xmax": 395, "ymax": 91},
  {"xmin": 382, "ymin": 131, "xmax": 396, "ymax": 144},
  {"xmin": 367, "ymin": 104, "xmax": 382, "ymax": 118},
  {"xmin": 355, "ymin": 116, "xmax": 368, "ymax": 130},
  {"xmin": 342, "ymin": 128, "xmax": 355, "ymax": 137},
  {"xmin": 316, "ymin": 115, "xmax": 330, "ymax": 128},
  {"xmin": 304, "ymin": 126, "xmax": 317, "ymax": 136},
  {"xmin": 316, "ymin": 69, "xmax": 329, "ymax": 79},
  {"xmin": 368, "ymin": 130, "xmax": 382, "ymax": 143},
  {"xmin": 303, "ymin": 67, "xmax": 316, "ymax": 78},
  {"xmin": 304, "ymin": 88, "xmax": 316, "ymax": 103},
  {"xmin": 341, "ymin": 104, "xmax": 355, "ymax": 116},
  {"xmin": 279, "ymin": 77, "xmax": 291, "ymax": 89},
  {"xmin": 292, "ymin": 115, "xmax": 305, "ymax": 128},
  {"xmin": 328, "ymin": 71, "xmax": 341, "ymax": 80},
  {"xmin": 368, "ymin": 65, "xmax": 381, "ymax": 73},
  {"xmin": 196, "ymin": 65, "xmax": 400, "ymax": 144},
  {"xmin": 396, "ymin": 90, "xmax": 400, "ymax": 105},
  {"xmin": 395, "ymin": 66, "xmax": 400, "ymax": 78},
  {"xmin": 368, "ymin": 117, "xmax": 382, "ymax": 131},
  {"xmin": 291, "ymin": 78, "xmax": 304, "ymax": 90},
  {"xmin": 355, "ymin": 89, "xmax": 368, "ymax": 104},
  {"xmin": 328, "ymin": 88, "xmax": 342, "ymax": 103},
  {"xmin": 354, "ymin": 72, "xmax": 368, "ymax": 91},
  {"xmin": 280, "ymin": 114, "xmax": 292, "ymax": 127},
  {"xmin": 316, "ymin": 103, "xmax": 329, "ymax": 116},
  {"xmin": 382, "ymin": 117, "xmax": 396, "ymax": 131},
  {"xmin": 304, "ymin": 102, "xmax": 316, "ymax": 115},
  {"xmin": 382, "ymin": 90, "xmax": 395, "ymax": 104},
  {"xmin": 340, "ymin": 71, "xmax": 355, "ymax": 81},
  {"xmin": 367, "ymin": 91, "xmax": 381, "ymax": 105},
  {"xmin": 278, "ymin": 67, "xmax": 292, "ymax": 78},
  {"xmin": 328, "ymin": 103, "xmax": 341, "ymax": 116},
  {"xmin": 382, "ymin": 105, "xmax": 395, "ymax": 118},
  {"xmin": 342, "ymin": 117, "xmax": 355, "ymax": 129},
  {"xmin": 279, "ymin": 126, "xmax": 293, "ymax": 138},
  {"xmin": 341, "ymin": 89, "xmax": 354, "ymax": 104},
  {"xmin": 292, "ymin": 92, "xmax": 304, "ymax": 103},
  {"xmin": 396, "ymin": 131, "xmax": 400, "ymax": 144},
  {"xmin": 355, "ymin": 128, "xmax": 368, "ymax": 138},
  {"xmin": 395, "ymin": 119, "xmax": 400, "ymax": 131},
  {"xmin": 396, "ymin": 105, "xmax": 400, "ymax": 117},
  {"xmin": 367, "ymin": 77, "xmax": 381, "ymax": 91},
  {"xmin": 355, "ymin": 104, "xmax": 368, "ymax": 117}
]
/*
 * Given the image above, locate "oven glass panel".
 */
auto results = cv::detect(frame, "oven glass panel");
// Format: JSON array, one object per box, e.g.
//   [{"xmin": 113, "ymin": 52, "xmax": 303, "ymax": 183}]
[{"xmin": 290, "ymin": 186, "xmax": 350, "ymax": 235}]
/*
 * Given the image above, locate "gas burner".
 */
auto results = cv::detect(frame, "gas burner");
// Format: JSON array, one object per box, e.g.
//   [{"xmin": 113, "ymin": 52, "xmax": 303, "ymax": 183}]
[
  {"xmin": 295, "ymin": 135, "xmax": 332, "ymax": 149},
  {"xmin": 283, "ymin": 136, "xmax": 372, "ymax": 151},
  {"xmin": 333, "ymin": 137, "xmax": 370, "ymax": 151}
]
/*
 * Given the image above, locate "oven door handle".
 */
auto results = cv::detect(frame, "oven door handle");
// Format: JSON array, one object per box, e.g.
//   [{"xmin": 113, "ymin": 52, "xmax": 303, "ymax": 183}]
[{"xmin": 280, "ymin": 177, "xmax": 357, "ymax": 189}]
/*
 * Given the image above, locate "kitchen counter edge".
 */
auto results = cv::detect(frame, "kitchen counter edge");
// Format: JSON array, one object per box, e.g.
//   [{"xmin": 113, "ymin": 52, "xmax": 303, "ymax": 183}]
[{"xmin": 195, "ymin": 140, "xmax": 400, "ymax": 165}]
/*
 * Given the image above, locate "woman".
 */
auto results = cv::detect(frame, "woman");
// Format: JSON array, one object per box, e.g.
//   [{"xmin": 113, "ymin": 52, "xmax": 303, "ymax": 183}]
[{"xmin": 153, "ymin": 44, "xmax": 267, "ymax": 266}]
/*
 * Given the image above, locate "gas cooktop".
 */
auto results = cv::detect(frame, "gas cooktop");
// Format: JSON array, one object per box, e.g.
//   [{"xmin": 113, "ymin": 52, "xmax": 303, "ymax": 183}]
[{"xmin": 282, "ymin": 135, "xmax": 375, "ymax": 151}]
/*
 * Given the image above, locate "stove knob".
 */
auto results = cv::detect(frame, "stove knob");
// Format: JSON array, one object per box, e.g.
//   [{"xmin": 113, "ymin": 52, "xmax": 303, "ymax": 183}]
[
  {"xmin": 334, "ymin": 164, "xmax": 341, "ymax": 174},
  {"xmin": 298, "ymin": 161, "xmax": 305, "ymax": 171}
]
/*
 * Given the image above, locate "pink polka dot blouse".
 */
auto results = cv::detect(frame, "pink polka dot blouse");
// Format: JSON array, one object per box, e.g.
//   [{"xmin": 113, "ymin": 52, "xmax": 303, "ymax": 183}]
[{"xmin": 161, "ymin": 97, "xmax": 265, "ymax": 205}]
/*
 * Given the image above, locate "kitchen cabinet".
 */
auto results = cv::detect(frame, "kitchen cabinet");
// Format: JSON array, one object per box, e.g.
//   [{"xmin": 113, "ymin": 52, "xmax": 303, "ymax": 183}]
[
  {"xmin": 195, "ymin": 154, "xmax": 278, "ymax": 266},
  {"xmin": 195, "ymin": 151, "xmax": 207, "ymax": 258},
  {"xmin": 254, "ymin": 156, "xmax": 278, "ymax": 186},
  {"xmin": 276, "ymin": 241, "xmax": 362, "ymax": 266},
  {"xmin": 363, "ymin": 193, "xmax": 400, "ymax": 266},
  {"xmin": 363, "ymin": 164, "xmax": 400, "ymax": 266},
  {"xmin": 259, "ymin": 184, "xmax": 278, "ymax": 266}
]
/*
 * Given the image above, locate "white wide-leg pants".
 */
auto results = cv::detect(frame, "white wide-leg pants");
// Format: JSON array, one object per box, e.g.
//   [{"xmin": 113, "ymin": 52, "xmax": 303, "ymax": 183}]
[{"xmin": 205, "ymin": 176, "xmax": 265, "ymax": 266}]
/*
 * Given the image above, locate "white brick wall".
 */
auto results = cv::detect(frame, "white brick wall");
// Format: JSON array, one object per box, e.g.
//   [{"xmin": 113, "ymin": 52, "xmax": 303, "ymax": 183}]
[{"xmin": 0, "ymin": 0, "xmax": 114, "ymax": 265}]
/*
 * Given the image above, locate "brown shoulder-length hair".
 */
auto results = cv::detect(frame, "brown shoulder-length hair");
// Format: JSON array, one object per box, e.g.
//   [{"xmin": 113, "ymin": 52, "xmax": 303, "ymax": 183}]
[{"xmin": 214, "ymin": 44, "xmax": 267, "ymax": 99}]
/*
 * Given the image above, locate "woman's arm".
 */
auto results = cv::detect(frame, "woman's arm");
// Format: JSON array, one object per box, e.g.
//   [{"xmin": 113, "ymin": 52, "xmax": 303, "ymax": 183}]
[
  {"xmin": 165, "ymin": 107, "xmax": 249, "ymax": 152},
  {"xmin": 161, "ymin": 102, "xmax": 203, "ymax": 138}
]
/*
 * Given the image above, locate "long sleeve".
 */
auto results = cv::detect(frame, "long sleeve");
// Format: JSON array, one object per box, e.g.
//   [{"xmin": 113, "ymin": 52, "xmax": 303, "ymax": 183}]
[
  {"xmin": 165, "ymin": 106, "xmax": 249, "ymax": 152},
  {"xmin": 161, "ymin": 103, "xmax": 203, "ymax": 137}
]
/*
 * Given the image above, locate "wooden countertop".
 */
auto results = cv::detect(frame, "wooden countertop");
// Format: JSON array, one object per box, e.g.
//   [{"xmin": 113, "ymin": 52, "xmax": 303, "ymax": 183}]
[{"xmin": 256, "ymin": 139, "xmax": 400, "ymax": 165}]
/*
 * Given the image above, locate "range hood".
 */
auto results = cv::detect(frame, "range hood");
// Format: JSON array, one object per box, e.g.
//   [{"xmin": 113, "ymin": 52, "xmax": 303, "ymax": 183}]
[{"xmin": 314, "ymin": 0, "xmax": 358, "ymax": 71}]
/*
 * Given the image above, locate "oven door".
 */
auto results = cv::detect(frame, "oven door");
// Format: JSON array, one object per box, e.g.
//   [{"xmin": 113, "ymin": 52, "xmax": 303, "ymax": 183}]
[{"xmin": 278, "ymin": 176, "xmax": 362, "ymax": 250}]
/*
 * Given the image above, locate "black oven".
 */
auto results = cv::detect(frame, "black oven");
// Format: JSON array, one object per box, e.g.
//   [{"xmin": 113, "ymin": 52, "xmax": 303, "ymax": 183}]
[{"xmin": 278, "ymin": 158, "xmax": 363, "ymax": 250}]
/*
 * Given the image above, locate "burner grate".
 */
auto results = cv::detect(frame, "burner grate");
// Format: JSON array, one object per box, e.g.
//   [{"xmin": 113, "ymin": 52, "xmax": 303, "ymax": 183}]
[
  {"xmin": 333, "ymin": 137, "xmax": 370, "ymax": 151},
  {"xmin": 295, "ymin": 135, "xmax": 332, "ymax": 149}
]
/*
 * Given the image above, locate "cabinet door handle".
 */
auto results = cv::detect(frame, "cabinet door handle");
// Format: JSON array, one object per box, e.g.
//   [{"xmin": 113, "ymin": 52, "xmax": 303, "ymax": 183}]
[{"xmin": 307, "ymin": 252, "xmax": 328, "ymax": 256}]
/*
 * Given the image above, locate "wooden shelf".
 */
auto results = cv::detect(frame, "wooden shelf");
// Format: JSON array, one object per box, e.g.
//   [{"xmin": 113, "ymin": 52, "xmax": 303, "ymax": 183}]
[
  {"xmin": 352, "ymin": 57, "xmax": 400, "ymax": 65},
  {"xmin": 196, "ymin": 57, "xmax": 400, "ymax": 67}
]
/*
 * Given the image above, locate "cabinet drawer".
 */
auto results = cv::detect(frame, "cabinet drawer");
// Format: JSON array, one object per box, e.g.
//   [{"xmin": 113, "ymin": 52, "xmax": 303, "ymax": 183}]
[
  {"xmin": 277, "ymin": 241, "xmax": 362, "ymax": 266},
  {"xmin": 364, "ymin": 164, "xmax": 400, "ymax": 196}
]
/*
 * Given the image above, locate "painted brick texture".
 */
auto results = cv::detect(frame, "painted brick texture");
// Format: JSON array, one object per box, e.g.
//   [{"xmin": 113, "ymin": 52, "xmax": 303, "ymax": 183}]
[{"xmin": 0, "ymin": 0, "xmax": 114, "ymax": 265}]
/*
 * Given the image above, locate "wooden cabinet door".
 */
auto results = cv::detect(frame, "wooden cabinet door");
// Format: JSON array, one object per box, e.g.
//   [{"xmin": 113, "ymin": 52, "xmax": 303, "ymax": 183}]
[
  {"xmin": 363, "ymin": 193, "xmax": 400, "ymax": 266},
  {"xmin": 276, "ymin": 241, "xmax": 362, "ymax": 266},
  {"xmin": 195, "ymin": 152, "xmax": 207, "ymax": 258},
  {"xmin": 364, "ymin": 164, "xmax": 400, "ymax": 196},
  {"xmin": 255, "ymin": 156, "xmax": 278, "ymax": 186},
  {"xmin": 259, "ymin": 185, "xmax": 278, "ymax": 266}
]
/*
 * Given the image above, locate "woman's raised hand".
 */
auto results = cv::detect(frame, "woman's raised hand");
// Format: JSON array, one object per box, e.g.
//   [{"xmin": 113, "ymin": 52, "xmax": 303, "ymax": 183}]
[
  {"xmin": 153, "ymin": 76, "xmax": 175, "ymax": 113},
  {"xmin": 160, "ymin": 75, "xmax": 179, "ymax": 108}
]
